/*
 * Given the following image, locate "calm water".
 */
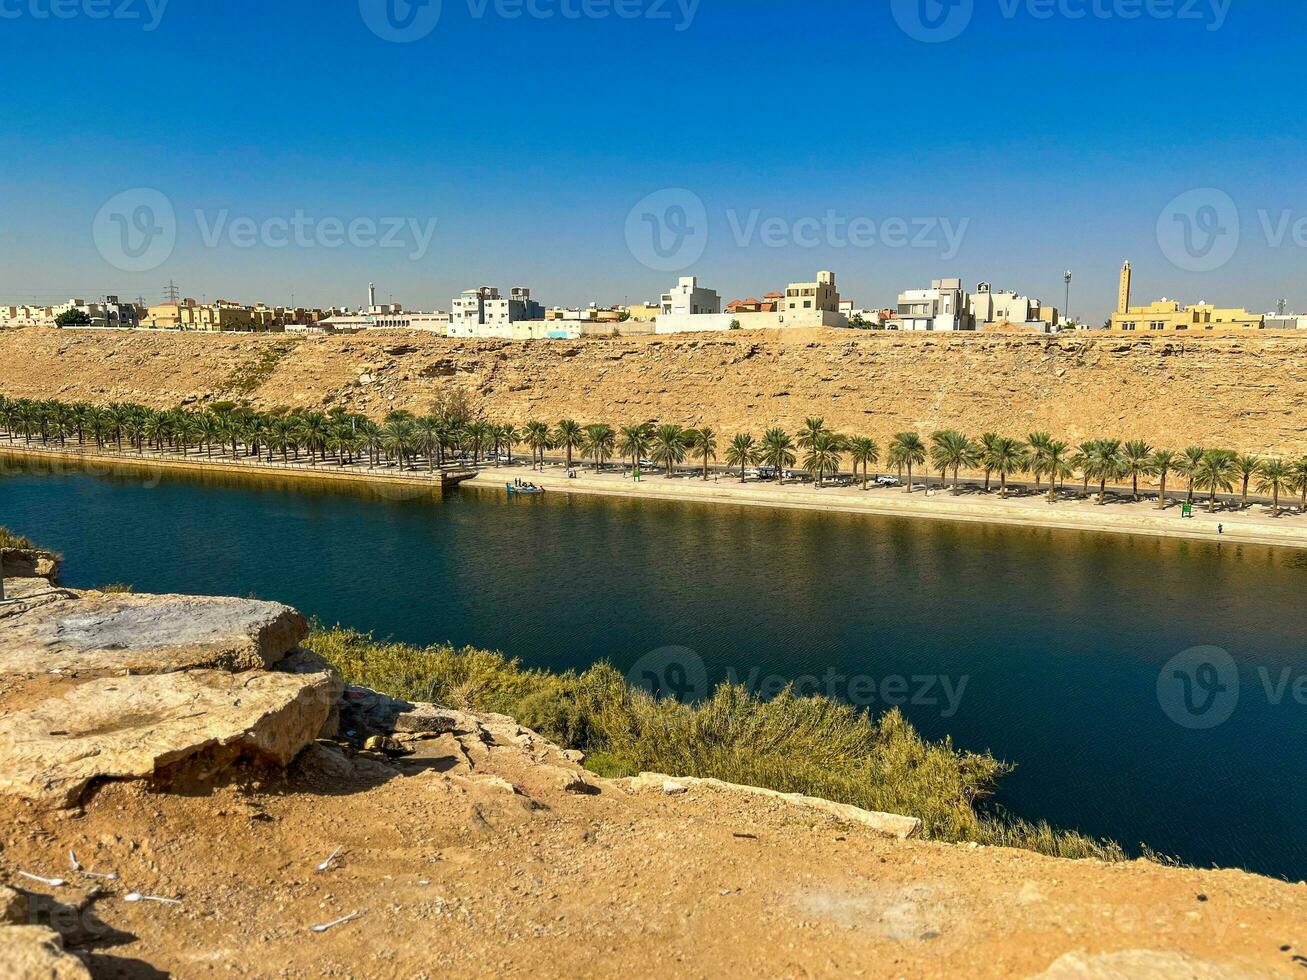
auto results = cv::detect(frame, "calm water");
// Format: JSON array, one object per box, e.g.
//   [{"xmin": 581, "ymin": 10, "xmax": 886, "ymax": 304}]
[{"xmin": 4, "ymin": 455, "xmax": 1307, "ymax": 880}]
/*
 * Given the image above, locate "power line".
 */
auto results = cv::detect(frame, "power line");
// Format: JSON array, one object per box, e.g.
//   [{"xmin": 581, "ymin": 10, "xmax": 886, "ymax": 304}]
[{"xmin": 162, "ymin": 280, "xmax": 181, "ymax": 304}]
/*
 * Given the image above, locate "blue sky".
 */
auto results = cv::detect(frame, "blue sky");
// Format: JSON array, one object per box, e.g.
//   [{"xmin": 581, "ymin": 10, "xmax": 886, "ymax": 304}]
[{"xmin": 2, "ymin": 0, "xmax": 1304, "ymax": 321}]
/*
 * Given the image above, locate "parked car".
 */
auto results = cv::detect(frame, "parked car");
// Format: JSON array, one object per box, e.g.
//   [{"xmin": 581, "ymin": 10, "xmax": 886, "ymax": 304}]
[{"xmin": 875, "ymin": 475, "xmax": 900, "ymax": 487}]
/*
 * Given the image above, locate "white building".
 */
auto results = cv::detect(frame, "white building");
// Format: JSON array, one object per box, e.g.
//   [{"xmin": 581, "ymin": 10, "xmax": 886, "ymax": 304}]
[
  {"xmin": 449, "ymin": 286, "xmax": 546, "ymax": 338},
  {"xmin": 660, "ymin": 276, "xmax": 721, "ymax": 317},
  {"xmin": 887, "ymin": 278, "xmax": 975, "ymax": 332},
  {"xmin": 1263, "ymin": 314, "xmax": 1307, "ymax": 330},
  {"xmin": 968, "ymin": 282, "xmax": 1058, "ymax": 332},
  {"xmin": 52, "ymin": 296, "xmax": 142, "ymax": 329},
  {"xmin": 657, "ymin": 272, "xmax": 848, "ymax": 334}
]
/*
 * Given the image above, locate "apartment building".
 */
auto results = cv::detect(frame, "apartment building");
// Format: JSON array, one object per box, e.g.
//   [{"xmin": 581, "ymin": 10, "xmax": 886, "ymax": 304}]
[
  {"xmin": 888, "ymin": 278, "xmax": 975, "ymax": 331},
  {"xmin": 969, "ymin": 282, "xmax": 1059, "ymax": 332},
  {"xmin": 449, "ymin": 286, "xmax": 546, "ymax": 338}
]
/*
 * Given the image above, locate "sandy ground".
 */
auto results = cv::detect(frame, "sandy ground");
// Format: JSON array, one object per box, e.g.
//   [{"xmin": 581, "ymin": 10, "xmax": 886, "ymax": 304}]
[{"xmin": 3, "ymin": 735, "xmax": 1306, "ymax": 979}]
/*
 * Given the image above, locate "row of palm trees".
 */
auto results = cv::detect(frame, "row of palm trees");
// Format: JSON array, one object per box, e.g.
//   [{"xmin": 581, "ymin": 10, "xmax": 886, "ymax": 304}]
[{"xmin": 4, "ymin": 395, "xmax": 1307, "ymax": 516}]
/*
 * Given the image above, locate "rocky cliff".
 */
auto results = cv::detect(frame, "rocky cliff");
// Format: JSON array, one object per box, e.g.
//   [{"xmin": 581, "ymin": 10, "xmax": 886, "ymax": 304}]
[
  {"xmin": 2, "ymin": 569, "xmax": 1306, "ymax": 976},
  {"xmin": 4, "ymin": 326, "xmax": 1306, "ymax": 455}
]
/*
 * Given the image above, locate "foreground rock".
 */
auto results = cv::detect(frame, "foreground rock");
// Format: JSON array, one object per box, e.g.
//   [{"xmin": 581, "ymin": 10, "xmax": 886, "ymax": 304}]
[
  {"xmin": 0, "ymin": 584, "xmax": 307, "ymax": 676},
  {"xmin": 0, "ymin": 927, "xmax": 91, "ymax": 979},
  {"xmin": 1, "ymin": 546, "xmax": 62, "ymax": 581},
  {"xmin": 0, "ymin": 667, "xmax": 340, "ymax": 806}
]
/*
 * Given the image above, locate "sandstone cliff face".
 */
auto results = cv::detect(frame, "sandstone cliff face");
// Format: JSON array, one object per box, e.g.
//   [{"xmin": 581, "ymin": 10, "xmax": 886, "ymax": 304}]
[{"xmin": 3, "ymin": 327, "xmax": 1305, "ymax": 455}]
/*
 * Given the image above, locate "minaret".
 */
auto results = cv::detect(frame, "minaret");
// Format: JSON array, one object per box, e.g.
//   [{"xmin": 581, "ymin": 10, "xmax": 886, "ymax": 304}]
[
  {"xmin": 368, "ymin": 282, "xmax": 377, "ymax": 310},
  {"xmin": 1117, "ymin": 261, "xmax": 1132, "ymax": 315}
]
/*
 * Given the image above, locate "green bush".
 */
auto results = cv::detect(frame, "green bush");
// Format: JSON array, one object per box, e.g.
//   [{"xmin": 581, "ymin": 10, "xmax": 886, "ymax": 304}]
[{"xmin": 310, "ymin": 626, "xmax": 1129, "ymax": 862}]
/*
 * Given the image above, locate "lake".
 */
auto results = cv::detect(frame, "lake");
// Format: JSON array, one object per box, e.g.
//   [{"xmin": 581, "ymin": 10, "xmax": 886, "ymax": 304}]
[{"xmin": 4, "ymin": 454, "xmax": 1306, "ymax": 880}]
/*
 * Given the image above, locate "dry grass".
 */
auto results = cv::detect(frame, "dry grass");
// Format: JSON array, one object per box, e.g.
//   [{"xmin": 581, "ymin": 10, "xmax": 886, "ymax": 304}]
[{"xmin": 311, "ymin": 626, "xmax": 1130, "ymax": 862}]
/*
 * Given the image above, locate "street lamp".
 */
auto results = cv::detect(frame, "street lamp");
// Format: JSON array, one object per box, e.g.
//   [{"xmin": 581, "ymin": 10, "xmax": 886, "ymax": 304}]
[{"xmin": 1063, "ymin": 270, "xmax": 1073, "ymax": 326}]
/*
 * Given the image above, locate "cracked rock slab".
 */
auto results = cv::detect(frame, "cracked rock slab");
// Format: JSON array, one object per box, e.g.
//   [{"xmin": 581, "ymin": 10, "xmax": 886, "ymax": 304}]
[
  {"xmin": 0, "ymin": 926, "xmax": 91, "ymax": 979},
  {"xmin": 0, "ymin": 587, "xmax": 307, "ymax": 676},
  {"xmin": 0, "ymin": 667, "xmax": 341, "ymax": 807}
]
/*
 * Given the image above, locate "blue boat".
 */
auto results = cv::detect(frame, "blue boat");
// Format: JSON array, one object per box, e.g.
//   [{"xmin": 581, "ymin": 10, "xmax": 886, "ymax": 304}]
[{"xmin": 507, "ymin": 483, "xmax": 546, "ymax": 495}]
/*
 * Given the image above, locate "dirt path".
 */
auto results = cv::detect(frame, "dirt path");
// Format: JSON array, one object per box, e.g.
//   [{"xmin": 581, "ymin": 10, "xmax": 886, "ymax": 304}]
[{"xmin": 3, "ymin": 731, "xmax": 1305, "ymax": 978}]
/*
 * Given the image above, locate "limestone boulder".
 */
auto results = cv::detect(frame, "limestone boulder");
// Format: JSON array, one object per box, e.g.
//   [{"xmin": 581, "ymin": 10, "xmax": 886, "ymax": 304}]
[
  {"xmin": 0, "ymin": 587, "xmax": 307, "ymax": 676},
  {"xmin": 0, "ymin": 667, "xmax": 342, "ymax": 807},
  {"xmin": 1, "ymin": 885, "xmax": 26, "ymax": 924},
  {"xmin": 0, "ymin": 926, "xmax": 90, "ymax": 979},
  {"xmin": 1, "ymin": 548, "xmax": 62, "ymax": 582}
]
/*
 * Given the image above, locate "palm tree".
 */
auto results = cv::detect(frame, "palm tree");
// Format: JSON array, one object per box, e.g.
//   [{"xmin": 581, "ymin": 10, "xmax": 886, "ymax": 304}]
[
  {"xmin": 581, "ymin": 423, "xmax": 616, "ymax": 471},
  {"xmin": 1083, "ymin": 439, "xmax": 1125, "ymax": 505},
  {"xmin": 977, "ymin": 432, "xmax": 1001, "ymax": 491},
  {"xmin": 889, "ymin": 432, "xmax": 926, "ymax": 493},
  {"xmin": 465, "ymin": 420, "xmax": 490, "ymax": 464},
  {"xmin": 1193, "ymin": 449, "xmax": 1237, "ymax": 513},
  {"xmin": 846, "ymin": 436, "xmax": 880, "ymax": 490},
  {"xmin": 797, "ymin": 417, "xmax": 828, "ymax": 451},
  {"xmin": 1177, "ymin": 446, "xmax": 1206, "ymax": 506},
  {"xmin": 650, "ymin": 423, "xmax": 687, "ymax": 477},
  {"xmin": 381, "ymin": 416, "xmax": 417, "ymax": 470},
  {"xmin": 618, "ymin": 422, "xmax": 653, "ymax": 473},
  {"xmin": 803, "ymin": 430, "xmax": 843, "ymax": 487},
  {"xmin": 1150, "ymin": 450, "xmax": 1176, "ymax": 510},
  {"xmin": 1257, "ymin": 459, "xmax": 1292, "ymax": 517},
  {"xmin": 1027, "ymin": 432, "xmax": 1052, "ymax": 492},
  {"xmin": 1289, "ymin": 457, "xmax": 1307, "ymax": 513},
  {"xmin": 930, "ymin": 430, "xmax": 975, "ymax": 493},
  {"xmin": 759, "ymin": 427, "xmax": 796, "ymax": 484},
  {"xmin": 985, "ymin": 436, "xmax": 1028, "ymax": 498},
  {"xmin": 688, "ymin": 427, "xmax": 717, "ymax": 480},
  {"xmin": 1116, "ymin": 440, "xmax": 1153, "ymax": 502},
  {"xmin": 1234, "ymin": 454, "xmax": 1261, "ymax": 509},
  {"xmin": 553, "ymin": 419, "xmax": 583, "ymax": 471},
  {"xmin": 724, "ymin": 432, "xmax": 759, "ymax": 482},
  {"xmin": 525, "ymin": 420, "xmax": 551, "ymax": 470},
  {"xmin": 415, "ymin": 416, "xmax": 442, "ymax": 471},
  {"xmin": 500, "ymin": 425, "xmax": 520, "ymax": 466},
  {"xmin": 297, "ymin": 412, "xmax": 331, "ymax": 464},
  {"xmin": 1038, "ymin": 440, "xmax": 1074, "ymax": 503}
]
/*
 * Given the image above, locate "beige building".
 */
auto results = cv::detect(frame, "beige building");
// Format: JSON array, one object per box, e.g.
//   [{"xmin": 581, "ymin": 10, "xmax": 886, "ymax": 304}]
[
  {"xmin": 784, "ymin": 271, "xmax": 841, "ymax": 317},
  {"xmin": 1110, "ymin": 260, "xmax": 1263, "ymax": 331},
  {"xmin": 1, "ymin": 304, "xmax": 55, "ymax": 327},
  {"xmin": 969, "ymin": 282, "xmax": 1059, "ymax": 332},
  {"xmin": 144, "ymin": 299, "xmax": 260, "ymax": 331}
]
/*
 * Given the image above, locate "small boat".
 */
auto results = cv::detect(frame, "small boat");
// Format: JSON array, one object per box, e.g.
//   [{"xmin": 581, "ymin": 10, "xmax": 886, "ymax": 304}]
[{"xmin": 507, "ymin": 483, "xmax": 546, "ymax": 495}]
